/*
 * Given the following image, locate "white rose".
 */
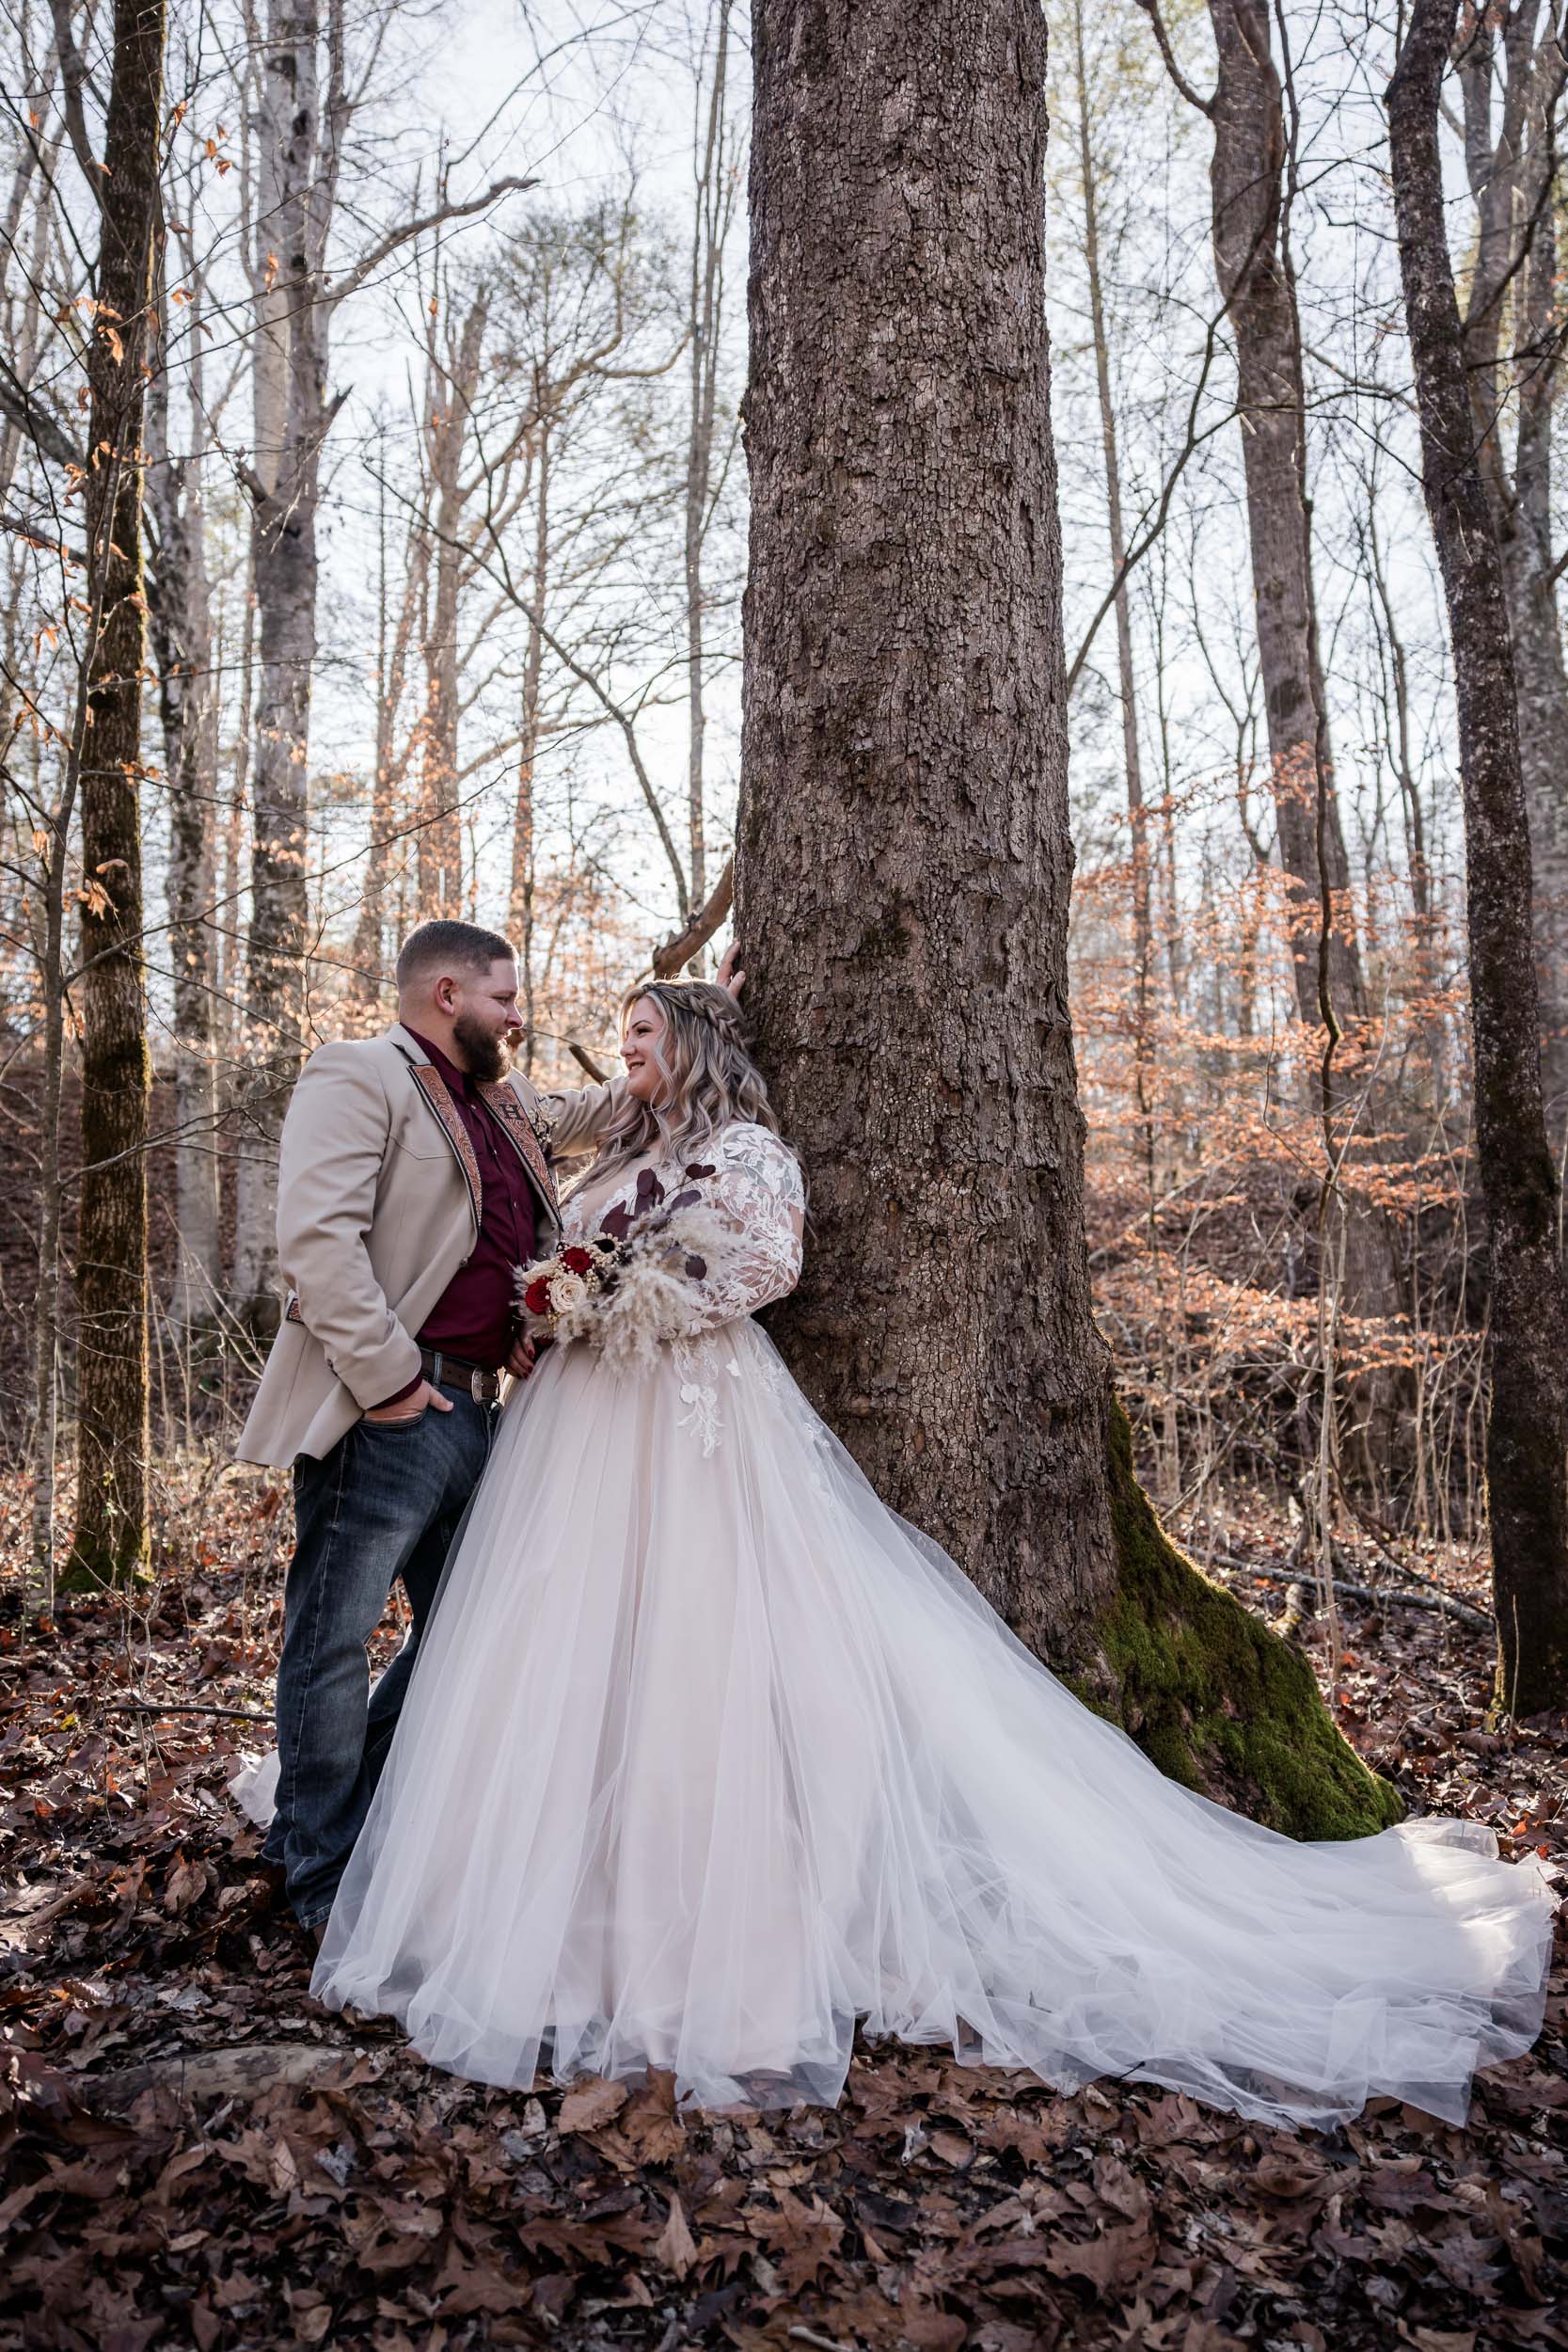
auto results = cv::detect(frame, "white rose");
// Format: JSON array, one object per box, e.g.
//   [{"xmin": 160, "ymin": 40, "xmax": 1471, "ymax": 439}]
[{"xmin": 548, "ymin": 1271, "xmax": 589, "ymax": 1312}]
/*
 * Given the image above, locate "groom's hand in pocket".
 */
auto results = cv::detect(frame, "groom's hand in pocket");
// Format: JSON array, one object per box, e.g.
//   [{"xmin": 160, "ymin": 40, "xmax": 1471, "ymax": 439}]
[{"xmin": 363, "ymin": 1379, "xmax": 453, "ymax": 1423}]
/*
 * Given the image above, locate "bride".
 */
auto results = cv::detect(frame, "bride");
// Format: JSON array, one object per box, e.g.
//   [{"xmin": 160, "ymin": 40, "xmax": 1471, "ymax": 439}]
[{"xmin": 278, "ymin": 978, "xmax": 1552, "ymax": 2128}]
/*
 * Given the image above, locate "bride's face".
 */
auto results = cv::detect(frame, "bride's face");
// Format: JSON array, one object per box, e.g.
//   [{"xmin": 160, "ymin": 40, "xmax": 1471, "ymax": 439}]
[{"xmin": 622, "ymin": 996, "xmax": 672, "ymax": 1105}]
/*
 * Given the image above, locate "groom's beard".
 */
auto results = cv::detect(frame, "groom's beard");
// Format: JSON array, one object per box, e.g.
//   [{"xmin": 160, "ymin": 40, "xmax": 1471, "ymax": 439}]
[{"xmin": 452, "ymin": 1014, "xmax": 514, "ymax": 1083}]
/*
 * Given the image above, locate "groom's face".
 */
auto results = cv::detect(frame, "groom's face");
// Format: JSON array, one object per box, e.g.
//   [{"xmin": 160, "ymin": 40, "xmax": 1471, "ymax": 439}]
[{"xmin": 450, "ymin": 958, "xmax": 524, "ymax": 1081}]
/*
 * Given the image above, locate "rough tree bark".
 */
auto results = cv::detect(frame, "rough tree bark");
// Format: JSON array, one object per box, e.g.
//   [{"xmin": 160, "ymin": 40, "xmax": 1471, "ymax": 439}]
[
  {"xmin": 1387, "ymin": 0, "xmax": 1568, "ymax": 1716},
  {"xmin": 67, "ymin": 0, "xmax": 166, "ymax": 1586},
  {"xmin": 736, "ymin": 0, "xmax": 1397, "ymax": 1833}
]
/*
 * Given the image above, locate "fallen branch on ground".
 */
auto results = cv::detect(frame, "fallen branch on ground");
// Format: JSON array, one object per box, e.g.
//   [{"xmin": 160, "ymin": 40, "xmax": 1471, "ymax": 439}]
[
  {"xmin": 1205, "ymin": 1553, "xmax": 1493, "ymax": 1630},
  {"xmin": 79, "ymin": 2042, "xmax": 369, "ymax": 2108},
  {"xmin": 106, "ymin": 1696, "xmax": 274, "ymax": 1725}
]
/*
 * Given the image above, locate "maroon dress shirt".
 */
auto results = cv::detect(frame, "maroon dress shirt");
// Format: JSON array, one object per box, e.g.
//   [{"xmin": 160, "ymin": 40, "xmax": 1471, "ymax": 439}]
[{"xmin": 374, "ymin": 1029, "xmax": 539, "ymax": 1406}]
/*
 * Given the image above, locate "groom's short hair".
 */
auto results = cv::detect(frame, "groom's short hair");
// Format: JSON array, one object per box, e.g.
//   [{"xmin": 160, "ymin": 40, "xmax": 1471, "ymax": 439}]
[{"xmin": 395, "ymin": 920, "xmax": 515, "ymax": 993}]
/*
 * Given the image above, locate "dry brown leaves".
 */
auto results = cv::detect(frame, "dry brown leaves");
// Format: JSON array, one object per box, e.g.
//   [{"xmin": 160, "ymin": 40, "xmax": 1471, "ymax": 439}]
[{"xmin": 1, "ymin": 1474, "xmax": 1564, "ymax": 2352}]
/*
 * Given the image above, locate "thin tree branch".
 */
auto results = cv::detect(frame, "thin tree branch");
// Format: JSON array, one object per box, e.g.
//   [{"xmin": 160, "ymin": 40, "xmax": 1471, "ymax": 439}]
[
  {"xmin": 325, "ymin": 174, "xmax": 539, "ymax": 310},
  {"xmin": 0, "ymin": 356, "xmax": 81, "ymax": 469},
  {"xmin": 47, "ymin": 0, "xmax": 104, "ymax": 198},
  {"xmin": 1133, "ymin": 0, "xmax": 1217, "ymax": 116},
  {"xmin": 649, "ymin": 857, "xmax": 733, "ymax": 977}
]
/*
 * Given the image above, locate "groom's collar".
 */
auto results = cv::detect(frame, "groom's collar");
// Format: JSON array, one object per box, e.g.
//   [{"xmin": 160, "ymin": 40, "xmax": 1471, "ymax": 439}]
[
  {"xmin": 386, "ymin": 1020, "xmax": 471, "ymax": 1091},
  {"xmin": 400, "ymin": 1024, "xmax": 470, "ymax": 1098}
]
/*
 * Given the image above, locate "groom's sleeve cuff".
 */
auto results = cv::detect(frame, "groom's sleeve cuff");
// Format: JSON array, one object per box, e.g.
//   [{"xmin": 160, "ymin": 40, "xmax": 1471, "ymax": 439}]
[
  {"xmin": 314, "ymin": 1317, "xmax": 421, "ymax": 1411},
  {"xmin": 371, "ymin": 1370, "xmax": 424, "ymax": 1411}
]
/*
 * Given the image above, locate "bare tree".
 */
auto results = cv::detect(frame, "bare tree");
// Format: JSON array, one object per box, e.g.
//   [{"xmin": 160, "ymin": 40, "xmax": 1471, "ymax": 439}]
[
  {"xmin": 146, "ymin": 251, "xmax": 223, "ymax": 1326},
  {"xmin": 414, "ymin": 277, "xmax": 489, "ymax": 918},
  {"xmin": 681, "ymin": 0, "xmax": 740, "ymax": 920},
  {"xmin": 1139, "ymin": 0, "xmax": 1366, "ymax": 1033},
  {"xmin": 55, "ymin": 0, "xmax": 166, "ymax": 1587},
  {"xmin": 230, "ymin": 0, "xmax": 340, "ymax": 1329},
  {"xmin": 1450, "ymin": 2, "xmax": 1568, "ymax": 1165},
  {"xmin": 1138, "ymin": 0, "xmax": 1406, "ymax": 1479},
  {"xmin": 230, "ymin": 0, "xmax": 532, "ymax": 1327},
  {"xmin": 1387, "ymin": 0, "xmax": 1568, "ymax": 1715},
  {"xmin": 1069, "ymin": 0, "xmax": 1156, "ymax": 1235}
]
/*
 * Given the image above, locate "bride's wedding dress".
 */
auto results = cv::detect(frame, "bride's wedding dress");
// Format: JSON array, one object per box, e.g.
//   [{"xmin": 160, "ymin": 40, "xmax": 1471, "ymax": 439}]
[{"xmin": 275, "ymin": 1120, "xmax": 1553, "ymax": 2126}]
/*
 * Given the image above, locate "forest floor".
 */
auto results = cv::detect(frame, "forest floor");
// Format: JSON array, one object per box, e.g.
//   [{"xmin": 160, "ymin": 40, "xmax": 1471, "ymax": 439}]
[{"xmin": 1, "ymin": 1457, "xmax": 1565, "ymax": 2352}]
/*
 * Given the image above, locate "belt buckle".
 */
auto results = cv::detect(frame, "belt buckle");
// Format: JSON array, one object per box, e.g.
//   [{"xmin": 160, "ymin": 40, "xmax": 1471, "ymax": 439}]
[{"xmin": 471, "ymin": 1366, "xmax": 491, "ymax": 1403}]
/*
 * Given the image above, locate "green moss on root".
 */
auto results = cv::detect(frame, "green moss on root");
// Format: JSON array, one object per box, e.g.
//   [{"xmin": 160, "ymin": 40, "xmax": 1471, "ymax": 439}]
[{"xmin": 1069, "ymin": 1401, "xmax": 1403, "ymax": 1840}]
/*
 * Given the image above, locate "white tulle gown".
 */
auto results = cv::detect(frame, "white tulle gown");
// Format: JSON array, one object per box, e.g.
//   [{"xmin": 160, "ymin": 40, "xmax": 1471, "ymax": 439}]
[{"xmin": 257, "ymin": 1120, "xmax": 1554, "ymax": 2127}]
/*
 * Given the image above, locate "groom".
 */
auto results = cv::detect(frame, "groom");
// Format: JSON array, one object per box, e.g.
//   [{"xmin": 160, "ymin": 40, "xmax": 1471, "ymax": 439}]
[{"xmin": 238, "ymin": 920, "xmax": 633, "ymax": 1936}]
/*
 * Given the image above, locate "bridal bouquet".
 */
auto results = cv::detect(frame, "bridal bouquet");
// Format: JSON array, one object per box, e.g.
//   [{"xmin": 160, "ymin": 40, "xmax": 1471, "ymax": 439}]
[{"xmin": 515, "ymin": 1166, "xmax": 730, "ymax": 1375}]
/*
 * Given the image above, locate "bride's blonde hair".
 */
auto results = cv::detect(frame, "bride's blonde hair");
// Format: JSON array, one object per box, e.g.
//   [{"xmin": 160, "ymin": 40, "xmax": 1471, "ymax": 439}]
[{"xmin": 593, "ymin": 978, "xmax": 791, "ymax": 1169}]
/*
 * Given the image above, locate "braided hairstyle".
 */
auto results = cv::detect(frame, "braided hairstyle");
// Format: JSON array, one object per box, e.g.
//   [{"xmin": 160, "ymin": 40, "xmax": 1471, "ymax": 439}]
[{"xmin": 590, "ymin": 977, "xmax": 791, "ymax": 1171}]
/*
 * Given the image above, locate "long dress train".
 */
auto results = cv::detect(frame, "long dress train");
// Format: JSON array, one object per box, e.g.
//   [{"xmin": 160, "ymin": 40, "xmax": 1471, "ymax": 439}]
[{"xmin": 297, "ymin": 1120, "xmax": 1555, "ymax": 2127}]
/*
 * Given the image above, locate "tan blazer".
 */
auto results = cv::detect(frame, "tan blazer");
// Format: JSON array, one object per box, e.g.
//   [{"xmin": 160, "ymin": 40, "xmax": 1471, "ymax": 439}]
[{"xmin": 236, "ymin": 1023, "xmax": 621, "ymax": 1468}]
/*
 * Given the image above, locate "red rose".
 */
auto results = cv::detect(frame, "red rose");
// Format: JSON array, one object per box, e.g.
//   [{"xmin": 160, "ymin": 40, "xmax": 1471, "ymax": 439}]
[
  {"xmin": 562, "ymin": 1247, "xmax": 594, "ymax": 1275},
  {"xmin": 523, "ymin": 1278, "xmax": 551, "ymax": 1315}
]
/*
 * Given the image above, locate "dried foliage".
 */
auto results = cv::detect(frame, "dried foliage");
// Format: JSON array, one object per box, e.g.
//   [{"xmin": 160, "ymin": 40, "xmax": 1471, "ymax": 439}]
[{"xmin": 2, "ymin": 1466, "xmax": 1563, "ymax": 2352}]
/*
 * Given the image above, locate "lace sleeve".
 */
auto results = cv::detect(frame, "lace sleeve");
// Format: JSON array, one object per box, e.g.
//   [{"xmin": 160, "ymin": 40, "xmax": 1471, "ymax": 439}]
[
  {"xmin": 678, "ymin": 1124, "xmax": 805, "ymax": 1330},
  {"xmin": 585, "ymin": 1125, "xmax": 804, "ymax": 1371}
]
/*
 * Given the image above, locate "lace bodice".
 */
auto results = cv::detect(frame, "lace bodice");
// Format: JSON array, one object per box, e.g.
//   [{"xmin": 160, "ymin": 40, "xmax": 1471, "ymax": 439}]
[{"xmin": 560, "ymin": 1120, "xmax": 805, "ymax": 1334}]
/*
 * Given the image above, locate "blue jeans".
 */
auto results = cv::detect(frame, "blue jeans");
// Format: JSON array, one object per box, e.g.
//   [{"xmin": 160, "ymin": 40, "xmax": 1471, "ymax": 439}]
[{"xmin": 263, "ymin": 1388, "xmax": 495, "ymax": 1925}]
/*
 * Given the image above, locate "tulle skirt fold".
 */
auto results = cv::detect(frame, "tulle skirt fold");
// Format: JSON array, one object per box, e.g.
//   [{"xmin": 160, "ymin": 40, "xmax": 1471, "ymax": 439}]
[{"xmin": 309, "ymin": 1323, "xmax": 1558, "ymax": 2127}]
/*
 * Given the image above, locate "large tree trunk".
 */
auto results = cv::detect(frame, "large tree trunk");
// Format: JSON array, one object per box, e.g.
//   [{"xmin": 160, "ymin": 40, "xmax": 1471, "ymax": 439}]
[
  {"xmin": 146, "ymin": 310, "xmax": 222, "ymax": 1326},
  {"xmin": 68, "ymin": 0, "xmax": 166, "ymax": 1587},
  {"xmin": 232, "ymin": 0, "xmax": 330, "ymax": 1331},
  {"xmin": 736, "ymin": 0, "xmax": 1397, "ymax": 1834},
  {"xmin": 1387, "ymin": 0, "xmax": 1568, "ymax": 1717}
]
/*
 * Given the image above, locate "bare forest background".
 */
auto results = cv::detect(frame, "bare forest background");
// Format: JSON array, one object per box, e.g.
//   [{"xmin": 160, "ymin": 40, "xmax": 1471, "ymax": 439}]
[
  {"xmin": 3, "ymin": 0, "xmax": 1568, "ymax": 1644},
  {"xmin": 4, "ymin": 7, "xmax": 1568, "ymax": 2347}
]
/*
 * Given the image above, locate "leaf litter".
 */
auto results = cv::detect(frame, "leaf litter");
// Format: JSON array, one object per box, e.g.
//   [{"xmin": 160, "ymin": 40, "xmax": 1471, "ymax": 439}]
[{"xmin": 1, "ymin": 1470, "xmax": 1564, "ymax": 2351}]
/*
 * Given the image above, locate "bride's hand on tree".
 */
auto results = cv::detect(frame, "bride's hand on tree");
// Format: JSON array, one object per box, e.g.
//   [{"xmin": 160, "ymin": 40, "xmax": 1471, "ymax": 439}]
[{"xmin": 717, "ymin": 942, "xmax": 746, "ymax": 999}]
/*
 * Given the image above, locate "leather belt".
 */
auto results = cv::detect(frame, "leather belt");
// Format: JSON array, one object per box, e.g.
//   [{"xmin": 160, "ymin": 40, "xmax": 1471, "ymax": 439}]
[{"xmin": 419, "ymin": 1346, "xmax": 502, "ymax": 1404}]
